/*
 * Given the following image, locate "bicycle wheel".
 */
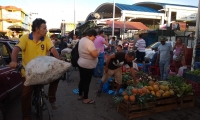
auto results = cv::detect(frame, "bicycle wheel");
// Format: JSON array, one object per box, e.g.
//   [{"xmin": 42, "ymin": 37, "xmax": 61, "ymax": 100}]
[{"xmin": 39, "ymin": 98, "xmax": 54, "ymax": 120}]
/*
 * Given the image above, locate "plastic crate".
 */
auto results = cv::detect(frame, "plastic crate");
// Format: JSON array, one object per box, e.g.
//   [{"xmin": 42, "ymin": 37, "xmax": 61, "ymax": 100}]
[
  {"xmin": 186, "ymin": 80, "xmax": 200, "ymax": 97},
  {"xmin": 183, "ymin": 73, "xmax": 200, "ymax": 83}
]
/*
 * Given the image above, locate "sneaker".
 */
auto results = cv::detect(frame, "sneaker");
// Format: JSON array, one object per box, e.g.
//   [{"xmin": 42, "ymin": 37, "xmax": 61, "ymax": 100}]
[{"xmin": 50, "ymin": 103, "xmax": 58, "ymax": 110}]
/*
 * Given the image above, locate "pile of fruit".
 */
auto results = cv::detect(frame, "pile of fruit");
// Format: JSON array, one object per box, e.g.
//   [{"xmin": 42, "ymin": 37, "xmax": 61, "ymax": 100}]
[
  {"xmin": 113, "ymin": 86, "xmax": 155, "ymax": 107},
  {"xmin": 145, "ymin": 80, "xmax": 174, "ymax": 98},
  {"xmin": 114, "ymin": 75, "xmax": 194, "ymax": 106},
  {"xmin": 168, "ymin": 76, "xmax": 194, "ymax": 97}
]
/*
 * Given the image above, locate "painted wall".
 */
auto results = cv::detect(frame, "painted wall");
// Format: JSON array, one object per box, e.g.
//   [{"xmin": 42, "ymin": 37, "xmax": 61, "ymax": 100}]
[{"xmin": 0, "ymin": 7, "xmax": 29, "ymax": 32}]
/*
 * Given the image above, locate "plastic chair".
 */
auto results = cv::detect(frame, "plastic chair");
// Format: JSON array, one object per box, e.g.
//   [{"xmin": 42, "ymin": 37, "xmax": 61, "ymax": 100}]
[{"xmin": 148, "ymin": 65, "xmax": 160, "ymax": 75}]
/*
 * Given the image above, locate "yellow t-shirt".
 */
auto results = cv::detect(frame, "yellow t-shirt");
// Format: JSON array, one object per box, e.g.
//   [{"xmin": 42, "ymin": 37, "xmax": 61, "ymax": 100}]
[{"xmin": 16, "ymin": 33, "xmax": 54, "ymax": 76}]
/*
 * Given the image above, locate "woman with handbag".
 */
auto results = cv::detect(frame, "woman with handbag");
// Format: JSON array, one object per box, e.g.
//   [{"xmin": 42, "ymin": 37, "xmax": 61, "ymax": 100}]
[{"xmin": 173, "ymin": 38, "xmax": 187, "ymax": 74}]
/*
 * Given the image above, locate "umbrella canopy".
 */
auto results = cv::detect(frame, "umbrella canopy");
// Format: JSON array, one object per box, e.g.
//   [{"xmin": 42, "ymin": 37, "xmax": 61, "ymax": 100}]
[{"xmin": 7, "ymin": 25, "xmax": 28, "ymax": 31}]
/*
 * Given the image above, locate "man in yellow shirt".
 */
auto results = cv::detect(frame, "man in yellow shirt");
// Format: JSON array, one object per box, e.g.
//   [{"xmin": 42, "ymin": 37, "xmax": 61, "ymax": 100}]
[{"xmin": 9, "ymin": 18, "xmax": 60, "ymax": 120}]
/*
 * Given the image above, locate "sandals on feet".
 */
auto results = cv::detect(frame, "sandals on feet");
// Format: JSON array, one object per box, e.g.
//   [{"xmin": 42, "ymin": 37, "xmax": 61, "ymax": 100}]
[{"xmin": 82, "ymin": 100, "xmax": 95, "ymax": 104}]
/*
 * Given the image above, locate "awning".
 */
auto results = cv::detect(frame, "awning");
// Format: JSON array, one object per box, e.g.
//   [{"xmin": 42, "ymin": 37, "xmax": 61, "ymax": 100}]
[
  {"xmin": 7, "ymin": 25, "xmax": 29, "ymax": 31},
  {"xmin": 105, "ymin": 21, "xmax": 149, "ymax": 30}
]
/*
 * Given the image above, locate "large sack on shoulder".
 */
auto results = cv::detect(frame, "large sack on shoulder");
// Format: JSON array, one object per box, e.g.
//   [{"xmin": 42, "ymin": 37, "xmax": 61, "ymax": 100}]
[{"xmin": 24, "ymin": 56, "xmax": 71, "ymax": 86}]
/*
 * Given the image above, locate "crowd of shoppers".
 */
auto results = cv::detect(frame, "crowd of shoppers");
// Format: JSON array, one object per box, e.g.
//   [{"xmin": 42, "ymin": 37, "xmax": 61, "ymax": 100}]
[{"xmin": 8, "ymin": 17, "xmax": 200, "ymax": 120}]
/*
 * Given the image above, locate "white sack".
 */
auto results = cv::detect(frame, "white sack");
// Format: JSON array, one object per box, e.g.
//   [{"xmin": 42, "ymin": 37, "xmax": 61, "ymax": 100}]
[
  {"xmin": 132, "ymin": 58, "xmax": 138, "ymax": 70},
  {"xmin": 24, "ymin": 56, "xmax": 71, "ymax": 86},
  {"xmin": 61, "ymin": 48, "xmax": 72, "ymax": 55}
]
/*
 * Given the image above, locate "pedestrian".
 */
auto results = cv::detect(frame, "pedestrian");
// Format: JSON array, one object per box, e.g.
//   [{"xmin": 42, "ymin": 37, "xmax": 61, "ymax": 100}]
[
  {"xmin": 122, "ymin": 39, "xmax": 129, "ymax": 53},
  {"xmin": 77, "ymin": 29, "xmax": 99, "ymax": 104},
  {"xmin": 110, "ymin": 37, "xmax": 116, "ymax": 54},
  {"xmin": 156, "ymin": 37, "xmax": 173, "ymax": 80},
  {"xmin": 94, "ymin": 30, "xmax": 109, "ymax": 78},
  {"xmin": 117, "ymin": 45, "xmax": 123, "ymax": 52},
  {"xmin": 70, "ymin": 34, "xmax": 79, "ymax": 48},
  {"xmin": 173, "ymin": 37, "xmax": 187, "ymax": 74},
  {"xmin": 97, "ymin": 51, "xmax": 136, "ymax": 96},
  {"xmin": 135, "ymin": 34, "xmax": 146, "ymax": 63},
  {"xmin": 59, "ymin": 37, "xmax": 68, "ymax": 52},
  {"xmin": 143, "ymin": 47, "xmax": 158, "ymax": 73},
  {"xmin": 9, "ymin": 18, "xmax": 60, "ymax": 120},
  {"xmin": 118, "ymin": 38, "xmax": 123, "ymax": 46}
]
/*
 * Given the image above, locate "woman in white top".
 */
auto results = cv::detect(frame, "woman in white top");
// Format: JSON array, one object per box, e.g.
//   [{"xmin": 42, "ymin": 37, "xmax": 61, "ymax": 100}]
[{"xmin": 77, "ymin": 29, "xmax": 99, "ymax": 104}]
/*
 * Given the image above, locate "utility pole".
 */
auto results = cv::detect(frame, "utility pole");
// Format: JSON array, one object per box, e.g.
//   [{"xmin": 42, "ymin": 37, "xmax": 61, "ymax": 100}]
[
  {"xmin": 29, "ymin": 12, "xmax": 38, "ymax": 32},
  {"xmin": 73, "ymin": 0, "xmax": 76, "ymax": 35},
  {"xmin": 191, "ymin": 0, "xmax": 200, "ymax": 70},
  {"xmin": 112, "ymin": 0, "xmax": 115, "ymax": 36}
]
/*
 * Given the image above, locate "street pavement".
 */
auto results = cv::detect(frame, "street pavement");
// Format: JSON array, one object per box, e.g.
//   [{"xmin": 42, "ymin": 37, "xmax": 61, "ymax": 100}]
[{"xmin": 3, "ymin": 67, "xmax": 200, "ymax": 120}]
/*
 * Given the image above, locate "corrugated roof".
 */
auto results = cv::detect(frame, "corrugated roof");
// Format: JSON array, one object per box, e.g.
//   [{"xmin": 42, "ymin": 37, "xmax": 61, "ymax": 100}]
[
  {"xmin": 116, "ymin": 3, "xmax": 160, "ymax": 13},
  {"xmin": 134, "ymin": 2, "xmax": 198, "ymax": 8}
]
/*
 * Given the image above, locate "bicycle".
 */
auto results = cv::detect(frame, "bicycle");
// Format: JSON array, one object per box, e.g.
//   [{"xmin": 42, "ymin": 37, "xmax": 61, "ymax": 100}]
[
  {"xmin": 32, "ymin": 85, "xmax": 54, "ymax": 120},
  {"xmin": 16, "ymin": 65, "xmax": 54, "ymax": 120}
]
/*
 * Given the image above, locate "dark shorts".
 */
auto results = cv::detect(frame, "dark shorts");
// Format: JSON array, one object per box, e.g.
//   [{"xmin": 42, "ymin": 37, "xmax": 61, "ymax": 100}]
[{"xmin": 136, "ymin": 50, "xmax": 145, "ymax": 63}]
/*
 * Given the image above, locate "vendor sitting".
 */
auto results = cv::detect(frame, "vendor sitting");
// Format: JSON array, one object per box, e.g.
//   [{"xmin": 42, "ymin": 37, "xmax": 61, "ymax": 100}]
[
  {"xmin": 143, "ymin": 47, "xmax": 158, "ymax": 73},
  {"xmin": 97, "ymin": 51, "xmax": 136, "ymax": 96}
]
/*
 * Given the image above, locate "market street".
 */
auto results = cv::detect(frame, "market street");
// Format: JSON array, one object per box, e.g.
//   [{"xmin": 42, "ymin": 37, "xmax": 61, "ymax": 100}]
[{"xmin": 3, "ymin": 68, "xmax": 200, "ymax": 120}]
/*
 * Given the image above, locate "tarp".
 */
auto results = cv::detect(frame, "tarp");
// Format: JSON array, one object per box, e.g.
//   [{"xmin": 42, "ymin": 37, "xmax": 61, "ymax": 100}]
[{"xmin": 106, "ymin": 21, "xmax": 149, "ymax": 30}]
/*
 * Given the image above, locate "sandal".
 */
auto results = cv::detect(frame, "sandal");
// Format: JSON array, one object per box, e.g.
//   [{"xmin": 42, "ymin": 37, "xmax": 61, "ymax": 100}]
[{"xmin": 82, "ymin": 100, "xmax": 95, "ymax": 104}]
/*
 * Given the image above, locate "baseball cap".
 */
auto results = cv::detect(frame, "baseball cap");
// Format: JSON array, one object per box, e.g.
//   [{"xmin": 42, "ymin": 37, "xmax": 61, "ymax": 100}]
[{"xmin": 159, "ymin": 36, "xmax": 167, "ymax": 41}]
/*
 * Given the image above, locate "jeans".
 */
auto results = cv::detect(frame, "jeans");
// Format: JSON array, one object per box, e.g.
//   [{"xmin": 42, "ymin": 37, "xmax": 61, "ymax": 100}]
[
  {"xmin": 159, "ymin": 59, "xmax": 170, "ymax": 80},
  {"xmin": 143, "ymin": 63, "xmax": 151, "ymax": 73},
  {"xmin": 136, "ymin": 50, "xmax": 145, "ymax": 63},
  {"xmin": 194, "ymin": 62, "xmax": 200, "ymax": 70},
  {"xmin": 94, "ymin": 53, "xmax": 105, "ymax": 76},
  {"xmin": 78, "ymin": 66, "xmax": 93, "ymax": 99}
]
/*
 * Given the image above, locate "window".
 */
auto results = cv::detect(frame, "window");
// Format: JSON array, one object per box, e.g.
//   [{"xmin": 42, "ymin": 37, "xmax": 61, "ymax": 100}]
[
  {"xmin": 9, "ymin": 42, "xmax": 22, "ymax": 57},
  {"xmin": 0, "ymin": 43, "xmax": 9, "ymax": 57}
]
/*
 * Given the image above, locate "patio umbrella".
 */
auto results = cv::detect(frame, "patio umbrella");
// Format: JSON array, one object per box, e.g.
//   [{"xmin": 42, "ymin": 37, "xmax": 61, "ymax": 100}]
[{"xmin": 7, "ymin": 25, "xmax": 28, "ymax": 31}]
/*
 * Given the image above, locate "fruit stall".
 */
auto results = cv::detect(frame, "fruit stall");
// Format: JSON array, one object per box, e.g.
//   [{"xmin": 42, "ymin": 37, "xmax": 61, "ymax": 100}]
[
  {"xmin": 113, "ymin": 72, "xmax": 195, "ymax": 120},
  {"xmin": 183, "ymin": 69, "xmax": 200, "ymax": 96}
]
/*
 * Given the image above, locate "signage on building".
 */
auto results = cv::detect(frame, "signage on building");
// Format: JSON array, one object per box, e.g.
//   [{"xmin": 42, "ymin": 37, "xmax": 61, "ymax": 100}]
[
  {"xmin": 176, "ymin": 11, "xmax": 197, "ymax": 21},
  {"xmin": 171, "ymin": 22, "xmax": 186, "ymax": 31},
  {"xmin": 2, "ymin": 9, "xmax": 21, "ymax": 20},
  {"xmin": 159, "ymin": 24, "xmax": 167, "ymax": 30}
]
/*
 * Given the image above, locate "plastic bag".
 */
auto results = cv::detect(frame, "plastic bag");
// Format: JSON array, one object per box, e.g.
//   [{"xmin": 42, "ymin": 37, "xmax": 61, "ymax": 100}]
[
  {"xmin": 61, "ymin": 48, "xmax": 72, "ymax": 56},
  {"xmin": 24, "ymin": 56, "xmax": 71, "ymax": 86}
]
